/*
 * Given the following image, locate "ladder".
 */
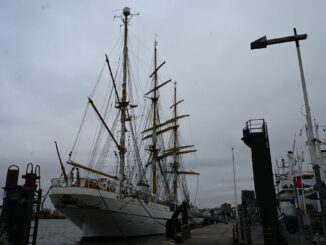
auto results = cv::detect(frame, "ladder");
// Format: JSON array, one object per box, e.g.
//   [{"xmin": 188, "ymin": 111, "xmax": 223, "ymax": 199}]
[
  {"xmin": 28, "ymin": 188, "xmax": 42, "ymax": 245},
  {"xmin": 23, "ymin": 164, "xmax": 42, "ymax": 245}
]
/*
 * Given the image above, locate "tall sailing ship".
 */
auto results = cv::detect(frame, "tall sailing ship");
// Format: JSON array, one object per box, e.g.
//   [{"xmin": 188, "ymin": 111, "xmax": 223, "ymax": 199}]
[{"xmin": 49, "ymin": 7, "xmax": 198, "ymax": 239}]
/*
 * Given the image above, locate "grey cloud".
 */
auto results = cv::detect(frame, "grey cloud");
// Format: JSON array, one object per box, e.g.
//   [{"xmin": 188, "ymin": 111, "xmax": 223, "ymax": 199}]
[{"xmin": 1, "ymin": 0, "xmax": 326, "ymax": 209}]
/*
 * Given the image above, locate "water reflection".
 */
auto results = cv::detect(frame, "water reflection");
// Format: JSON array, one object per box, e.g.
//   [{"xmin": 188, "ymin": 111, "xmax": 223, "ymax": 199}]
[
  {"xmin": 37, "ymin": 219, "xmax": 171, "ymax": 245},
  {"xmin": 77, "ymin": 235, "xmax": 167, "ymax": 245}
]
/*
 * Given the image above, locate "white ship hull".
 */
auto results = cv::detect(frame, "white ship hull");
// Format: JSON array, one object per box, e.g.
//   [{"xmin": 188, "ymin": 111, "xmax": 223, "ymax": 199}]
[{"xmin": 49, "ymin": 186, "xmax": 172, "ymax": 238}]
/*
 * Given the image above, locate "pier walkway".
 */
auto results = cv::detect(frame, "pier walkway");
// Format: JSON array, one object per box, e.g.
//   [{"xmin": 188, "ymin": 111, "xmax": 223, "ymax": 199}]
[{"xmin": 182, "ymin": 223, "xmax": 234, "ymax": 245}]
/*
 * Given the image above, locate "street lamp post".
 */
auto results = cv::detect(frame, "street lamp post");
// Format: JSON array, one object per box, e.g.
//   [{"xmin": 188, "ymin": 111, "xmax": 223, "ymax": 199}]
[{"xmin": 251, "ymin": 28, "xmax": 326, "ymax": 244}]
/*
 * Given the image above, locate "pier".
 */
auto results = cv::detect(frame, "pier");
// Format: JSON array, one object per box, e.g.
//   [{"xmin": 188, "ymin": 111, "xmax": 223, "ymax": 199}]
[
  {"xmin": 180, "ymin": 223, "xmax": 234, "ymax": 245},
  {"xmin": 162, "ymin": 222, "xmax": 234, "ymax": 245}
]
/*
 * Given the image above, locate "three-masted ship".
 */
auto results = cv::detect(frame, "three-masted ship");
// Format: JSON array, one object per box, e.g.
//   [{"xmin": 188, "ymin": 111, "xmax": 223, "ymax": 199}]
[{"xmin": 49, "ymin": 7, "xmax": 198, "ymax": 239}]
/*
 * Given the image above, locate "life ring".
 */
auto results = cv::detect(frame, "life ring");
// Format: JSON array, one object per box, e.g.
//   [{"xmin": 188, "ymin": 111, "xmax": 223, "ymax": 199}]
[
  {"xmin": 109, "ymin": 185, "xmax": 115, "ymax": 192},
  {"xmin": 99, "ymin": 181, "xmax": 108, "ymax": 190}
]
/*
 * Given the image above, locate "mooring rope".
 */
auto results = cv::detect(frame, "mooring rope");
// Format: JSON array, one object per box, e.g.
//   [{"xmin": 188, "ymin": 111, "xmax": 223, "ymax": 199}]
[
  {"xmin": 41, "ymin": 186, "xmax": 51, "ymax": 209},
  {"xmin": 135, "ymin": 197, "xmax": 166, "ymax": 227},
  {"xmin": 96, "ymin": 189, "xmax": 132, "ymax": 245}
]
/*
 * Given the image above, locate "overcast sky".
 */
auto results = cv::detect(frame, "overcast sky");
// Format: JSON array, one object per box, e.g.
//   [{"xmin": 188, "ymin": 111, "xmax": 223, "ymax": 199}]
[{"xmin": 1, "ymin": 1, "xmax": 326, "ymax": 209}]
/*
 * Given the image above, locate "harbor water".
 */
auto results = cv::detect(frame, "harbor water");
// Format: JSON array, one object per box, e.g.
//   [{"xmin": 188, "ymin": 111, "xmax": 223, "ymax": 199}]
[{"xmin": 37, "ymin": 219, "xmax": 166, "ymax": 245}]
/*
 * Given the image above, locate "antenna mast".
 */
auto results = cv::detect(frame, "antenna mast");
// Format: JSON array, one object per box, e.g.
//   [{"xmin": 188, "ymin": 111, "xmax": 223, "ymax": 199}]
[{"xmin": 232, "ymin": 147, "xmax": 238, "ymax": 219}]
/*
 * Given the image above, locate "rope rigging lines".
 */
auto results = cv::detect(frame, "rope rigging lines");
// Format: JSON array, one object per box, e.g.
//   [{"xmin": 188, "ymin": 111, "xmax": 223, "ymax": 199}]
[{"xmin": 66, "ymin": 27, "xmax": 198, "ymax": 207}]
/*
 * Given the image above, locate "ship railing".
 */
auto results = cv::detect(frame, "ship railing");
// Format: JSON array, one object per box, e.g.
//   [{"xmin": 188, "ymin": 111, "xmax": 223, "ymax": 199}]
[
  {"xmin": 243, "ymin": 119, "xmax": 266, "ymax": 134},
  {"xmin": 279, "ymin": 185, "xmax": 313, "ymax": 191},
  {"xmin": 50, "ymin": 177, "xmax": 143, "ymax": 196},
  {"xmin": 51, "ymin": 178, "xmax": 66, "ymax": 187},
  {"xmin": 50, "ymin": 177, "xmax": 118, "ymax": 193},
  {"xmin": 50, "ymin": 177, "xmax": 169, "ymax": 204}
]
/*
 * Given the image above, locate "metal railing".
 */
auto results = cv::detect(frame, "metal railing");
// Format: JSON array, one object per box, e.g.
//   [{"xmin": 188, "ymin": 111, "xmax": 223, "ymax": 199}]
[
  {"xmin": 50, "ymin": 177, "xmax": 118, "ymax": 193},
  {"xmin": 50, "ymin": 177, "xmax": 172, "ymax": 206},
  {"xmin": 243, "ymin": 119, "xmax": 266, "ymax": 134}
]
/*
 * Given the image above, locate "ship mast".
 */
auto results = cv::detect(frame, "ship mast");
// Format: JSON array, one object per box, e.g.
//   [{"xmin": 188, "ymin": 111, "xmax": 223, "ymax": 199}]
[
  {"xmin": 172, "ymin": 83, "xmax": 179, "ymax": 201},
  {"xmin": 151, "ymin": 40, "xmax": 159, "ymax": 194},
  {"xmin": 119, "ymin": 7, "xmax": 130, "ymax": 182},
  {"xmin": 170, "ymin": 83, "xmax": 198, "ymax": 202},
  {"xmin": 141, "ymin": 42, "xmax": 198, "ymax": 200},
  {"xmin": 142, "ymin": 41, "xmax": 172, "ymax": 196},
  {"xmin": 168, "ymin": 84, "xmax": 199, "ymax": 203}
]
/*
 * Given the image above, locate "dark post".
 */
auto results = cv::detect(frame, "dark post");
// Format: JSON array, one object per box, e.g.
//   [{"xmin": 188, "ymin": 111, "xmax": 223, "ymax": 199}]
[
  {"xmin": 166, "ymin": 201, "xmax": 189, "ymax": 241},
  {"xmin": 242, "ymin": 190, "xmax": 254, "ymax": 245},
  {"xmin": 313, "ymin": 165, "xmax": 326, "ymax": 237},
  {"xmin": 181, "ymin": 201, "xmax": 188, "ymax": 225},
  {"xmin": 242, "ymin": 119, "xmax": 283, "ymax": 245},
  {"xmin": 0, "ymin": 164, "xmax": 42, "ymax": 245}
]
